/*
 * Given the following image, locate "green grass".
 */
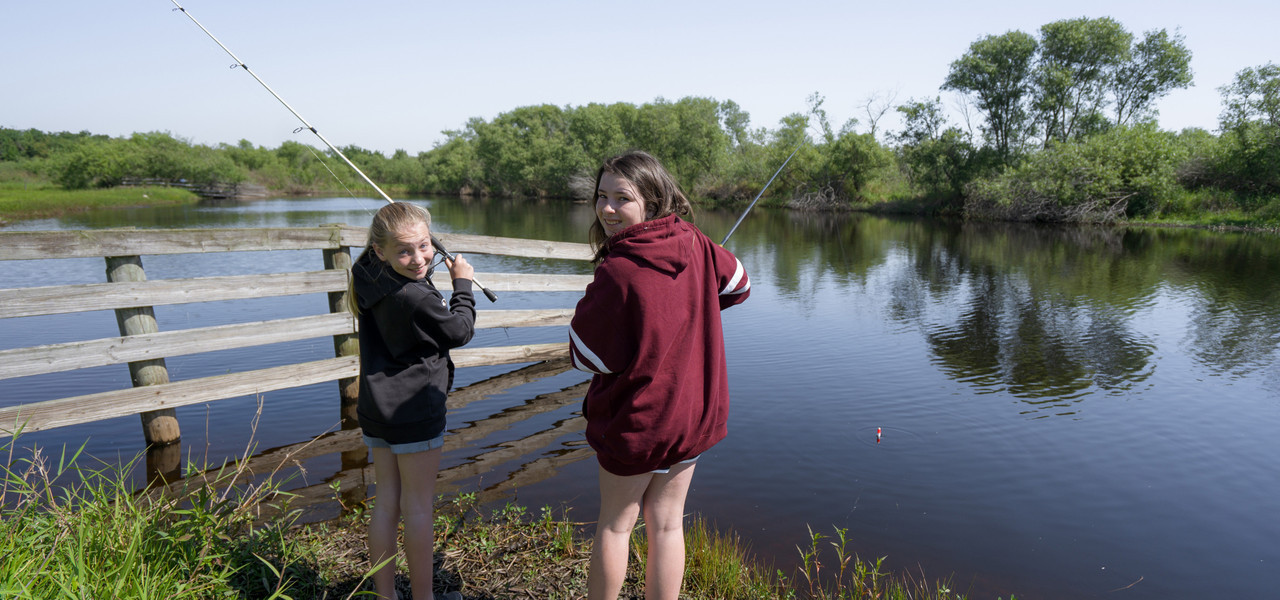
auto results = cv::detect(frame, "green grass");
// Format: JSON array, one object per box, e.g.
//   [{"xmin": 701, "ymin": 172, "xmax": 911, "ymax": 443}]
[
  {"xmin": 0, "ymin": 411, "xmax": 387, "ymax": 600},
  {"xmin": 2, "ymin": 423, "xmax": 1018, "ymax": 600},
  {"xmin": 431, "ymin": 493, "xmax": 997, "ymax": 600},
  {"xmin": 0, "ymin": 183, "xmax": 198, "ymax": 222}
]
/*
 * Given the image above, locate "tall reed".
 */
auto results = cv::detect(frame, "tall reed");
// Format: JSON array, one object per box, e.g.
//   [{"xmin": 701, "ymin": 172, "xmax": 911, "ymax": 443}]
[{"xmin": 0, "ymin": 412, "xmax": 375, "ymax": 599}]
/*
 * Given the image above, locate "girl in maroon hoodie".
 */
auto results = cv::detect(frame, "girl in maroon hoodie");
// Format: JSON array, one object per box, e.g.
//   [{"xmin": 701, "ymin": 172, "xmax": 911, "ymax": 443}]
[{"xmin": 569, "ymin": 151, "xmax": 751, "ymax": 599}]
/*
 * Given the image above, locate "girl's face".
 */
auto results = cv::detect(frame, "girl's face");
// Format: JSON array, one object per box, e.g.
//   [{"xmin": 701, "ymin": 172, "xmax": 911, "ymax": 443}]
[
  {"xmin": 595, "ymin": 172, "xmax": 648, "ymax": 237},
  {"xmin": 374, "ymin": 221, "xmax": 434, "ymax": 280}
]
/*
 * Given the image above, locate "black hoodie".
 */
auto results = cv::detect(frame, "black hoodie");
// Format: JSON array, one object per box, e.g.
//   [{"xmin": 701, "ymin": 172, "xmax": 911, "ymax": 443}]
[{"xmin": 352, "ymin": 250, "xmax": 476, "ymax": 445}]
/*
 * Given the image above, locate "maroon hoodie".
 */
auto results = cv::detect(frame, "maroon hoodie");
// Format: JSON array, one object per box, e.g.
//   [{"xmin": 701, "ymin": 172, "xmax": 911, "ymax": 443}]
[{"xmin": 569, "ymin": 214, "xmax": 751, "ymax": 475}]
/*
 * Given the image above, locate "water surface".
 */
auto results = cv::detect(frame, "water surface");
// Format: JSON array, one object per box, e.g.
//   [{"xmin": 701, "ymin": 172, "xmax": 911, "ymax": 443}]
[{"xmin": 3, "ymin": 197, "xmax": 1278, "ymax": 599}]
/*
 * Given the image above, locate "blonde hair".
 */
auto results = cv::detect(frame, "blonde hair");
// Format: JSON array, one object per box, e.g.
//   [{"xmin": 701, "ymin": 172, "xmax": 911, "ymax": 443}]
[{"xmin": 345, "ymin": 202, "xmax": 432, "ymax": 314}]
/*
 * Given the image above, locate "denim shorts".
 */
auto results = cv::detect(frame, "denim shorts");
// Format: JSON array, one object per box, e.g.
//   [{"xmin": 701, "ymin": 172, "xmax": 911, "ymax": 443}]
[
  {"xmin": 651, "ymin": 456, "xmax": 698, "ymax": 474},
  {"xmin": 362, "ymin": 433, "xmax": 444, "ymax": 455}
]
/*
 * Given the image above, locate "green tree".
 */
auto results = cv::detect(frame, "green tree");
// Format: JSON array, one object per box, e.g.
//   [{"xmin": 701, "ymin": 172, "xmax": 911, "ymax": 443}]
[
  {"xmin": 1110, "ymin": 29, "xmax": 1194, "ymax": 126},
  {"xmin": 54, "ymin": 137, "xmax": 134, "ymax": 189},
  {"xmin": 1033, "ymin": 17, "xmax": 1132, "ymax": 143},
  {"xmin": 894, "ymin": 97, "xmax": 979, "ymax": 202},
  {"xmin": 894, "ymin": 98, "xmax": 946, "ymax": 146},
  {"xmin": 420, "ymin": 129, "xmax": 483, "ymax": 195},
  {"xmin": 474, "ymin": 104, "xmax": 579, "ymax": 197},
  {"xmin": 567, "ymin": 102, "xmax": 630, "ymax": 169},
  {"xmin": 1215, "ymin": 62, "xmax": 1280, "ymax": 195},
  {"xmin": 967, "ymin": 123, "xmax": 1187, "ymax": 220},
  {"xmin": 51, "ymin": 131, "xmax": 243, "ymax": 189},
  {"xmin": 625, "ymin": 97, "xmax": 730, "ymax": 188},
  {"xmin": 782, "ymin": 96, "xmax": 891, "ymax": 205},
  {"xmin": 1220, "ymin": 62, "xmax": 1280, "ymax": 129},
  {"xmin": 943, "ymin": 30, "xmax": 1038, "ymax": 161},
  {"xmin": 718, "ymin": 99, "xmax": 757, "ymax": 147}
]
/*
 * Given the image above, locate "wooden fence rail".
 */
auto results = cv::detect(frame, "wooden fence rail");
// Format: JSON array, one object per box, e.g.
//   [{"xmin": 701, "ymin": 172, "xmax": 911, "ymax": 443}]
[{"xmin": 0, "ymin": 225, "xmax": 593, "ymax": 457}]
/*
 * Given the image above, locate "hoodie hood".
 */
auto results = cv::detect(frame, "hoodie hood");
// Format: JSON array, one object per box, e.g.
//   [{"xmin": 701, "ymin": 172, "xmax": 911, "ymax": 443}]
[
  {"xmin": 352, "ymin": 249, "xmax": 436, "ymax": 310},
  {"xmin": 605, "ymin": 214, "xmax": 693, "ymax": 278}
]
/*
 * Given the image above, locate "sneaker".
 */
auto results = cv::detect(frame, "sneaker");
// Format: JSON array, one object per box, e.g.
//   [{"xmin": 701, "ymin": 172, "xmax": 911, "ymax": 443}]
[{"xmin": 434, "ymin": 592, "xmax": 462, "ymax": 600}]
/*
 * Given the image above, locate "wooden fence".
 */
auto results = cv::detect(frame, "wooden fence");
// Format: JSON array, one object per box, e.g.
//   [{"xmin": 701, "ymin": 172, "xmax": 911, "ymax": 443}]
[{"xmin": 0, "ymin": 225, "xmax": 595, "ymax": 497}]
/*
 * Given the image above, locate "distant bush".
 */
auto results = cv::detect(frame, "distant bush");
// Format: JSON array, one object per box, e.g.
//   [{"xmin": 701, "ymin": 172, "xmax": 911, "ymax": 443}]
[
  {"xmin": 965, "ymin": 123, "xmax": 1188, "ymax": 222},
  {"xmin": 52, "ymin": 132, "xmax": 244, "ymax": 189}
]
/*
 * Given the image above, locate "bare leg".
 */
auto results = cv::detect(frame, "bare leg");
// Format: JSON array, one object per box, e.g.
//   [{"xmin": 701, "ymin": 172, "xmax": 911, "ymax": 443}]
[
  {"xmin": 588, "ymin": 466, "xmax": 651, "ymax": 600},
  {"xmin": 397, "ymin": 447, "xmax": 443, "ymax": 600},
  {"xmin": 641, "ymin": 462, "xmax": 696, "ymax": 600},
  {"xmin": 368, "ymin": 446, "xmax": 402, "ymax": 599}
]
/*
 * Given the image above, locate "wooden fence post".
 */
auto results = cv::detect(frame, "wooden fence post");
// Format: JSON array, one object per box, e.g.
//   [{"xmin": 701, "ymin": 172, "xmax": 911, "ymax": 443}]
[
  {"xmin": 105, "ymin": 256, "xmax": 181, "ymax": 446},
  {"xmin": 325, "ymin": 241, "xmax": 367, "ymax": 499},
  {"xmin": 323, "ymin": 245, "xmax": 359, "ymax": 428}
]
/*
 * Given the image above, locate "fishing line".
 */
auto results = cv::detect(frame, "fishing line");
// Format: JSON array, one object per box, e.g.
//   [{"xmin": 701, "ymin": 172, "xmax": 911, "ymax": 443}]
[
  {"xmin": 298, "ymin": 140, "xmax": 367, "ymax": 210},
  {"xmin": 171, "ymin": 1, "xmax": 498, "ymax": 302}
]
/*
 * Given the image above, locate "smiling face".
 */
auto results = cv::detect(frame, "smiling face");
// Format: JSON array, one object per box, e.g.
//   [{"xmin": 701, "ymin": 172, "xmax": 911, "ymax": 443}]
[
  {"xmin": 595, "ymin": 172, "xmax": 648, "ymax": 237},
  {"xmin": 373, "ymin": 221, "xmax": 434, "ymax": 280}
]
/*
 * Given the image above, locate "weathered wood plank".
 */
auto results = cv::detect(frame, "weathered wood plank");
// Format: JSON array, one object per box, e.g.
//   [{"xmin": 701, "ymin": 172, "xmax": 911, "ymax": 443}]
[
  {"xmin": 335, "ymin": 224, "xmax": 367, "ymax": 248},
  {"xmin": 475, "ymin": 308, "xmax": 575, "ymax": 329},
  {"xmin": 340, "ymin": 228, "xmax": 592, "ymax": 261},
  {"xmin": 0, "ymin": 228, "xmax": 593, "ymax": 262},
  {"xmin": 0, "ymin": 227, "xmax": 345, "ymax": 260},
  {"xmin": 434, "ymin": 232, "xmax": 593, "ymax": 261},
  {"xmin": 436, "ymin": 273, "xmax": 593, "ymax": 293},
  {"xmin": 1, "ymin": 273, "xmax": 587, "ymax": 319},
  {"xmin": 0, "ymin": 271, "xmax": 349, "ymax": 319},
  {"xmin": 451, "ymin": 342, "xmax": 569, "ymax": 367},
  {"xmin": 0, "ymin": 313, "xmax": 355, "ymax": 380},
  {"xmin": 0, "ymin": 343, "xmax": 568, "ymax": 436},
  {"xmin": 0, "ymin": 356, "xmax": 360, "ymax": 437}
]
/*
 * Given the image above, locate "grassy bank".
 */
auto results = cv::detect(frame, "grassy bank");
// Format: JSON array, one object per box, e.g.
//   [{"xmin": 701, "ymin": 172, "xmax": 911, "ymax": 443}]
[
  {"xmin": 3, "ymin": 170, "xmax": 1277, "ymax": 235},
  {"xmin": 0, "ymin": 182, "xmax": 198, "ymax": 223},
  {"xmin": 1, "ymin": 432, "xmax": 999, "ymax": 600},
  {"xmin": 848, "ymin": 193, "xmax": 1280, "ymax": 232}
]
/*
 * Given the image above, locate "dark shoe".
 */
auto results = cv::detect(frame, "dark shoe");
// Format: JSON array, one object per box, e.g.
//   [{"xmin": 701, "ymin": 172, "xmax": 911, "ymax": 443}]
[{"xmin": 435, "ymin": 592, "xmax": 463, "ymax": 600}]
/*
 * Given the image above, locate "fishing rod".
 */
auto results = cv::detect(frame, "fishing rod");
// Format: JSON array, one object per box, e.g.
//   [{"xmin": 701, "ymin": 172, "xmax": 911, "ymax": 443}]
[
  {"xmin": 720, "ymin": 138, "xmax": 807, "ymax": 246},
  {"xmin": 171, "ymin": 1, "xmax": 497, "ymax": 302}
]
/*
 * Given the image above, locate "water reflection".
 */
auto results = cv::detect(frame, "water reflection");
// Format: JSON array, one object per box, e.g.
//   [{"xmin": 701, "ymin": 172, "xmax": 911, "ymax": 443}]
[{"xmin": 718, "ymin": 213, "xmax": 1279, "ymax": 414}]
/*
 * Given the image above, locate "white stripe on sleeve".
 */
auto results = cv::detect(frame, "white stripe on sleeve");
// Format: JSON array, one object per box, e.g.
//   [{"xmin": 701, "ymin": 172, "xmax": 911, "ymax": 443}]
[
  {"xmin": 569, "ymin": 325, "xmax": 612, "ymax": 374},
  {"xmin": 720, "ymin": 258, "xmax": 750, "ymax": 296}
]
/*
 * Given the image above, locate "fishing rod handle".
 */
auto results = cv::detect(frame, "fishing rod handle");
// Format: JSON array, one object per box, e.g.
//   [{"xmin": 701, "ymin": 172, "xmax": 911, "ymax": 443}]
[{"xmin": 432, "ymin": 236, "xmax": 498, "ymax": 303}]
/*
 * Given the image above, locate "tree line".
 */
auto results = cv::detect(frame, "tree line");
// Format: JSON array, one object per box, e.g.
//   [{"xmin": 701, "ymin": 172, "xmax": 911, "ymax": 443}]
[{"xmin": 3, "ymin": 16, "xmax": 1277, "ymax": 225}]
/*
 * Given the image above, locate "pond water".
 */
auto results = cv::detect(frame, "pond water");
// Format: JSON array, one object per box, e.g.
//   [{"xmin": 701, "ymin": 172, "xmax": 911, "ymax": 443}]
[{"xmin": 2, "ymin": 196, "xmax": 1278, "ymax": 599}]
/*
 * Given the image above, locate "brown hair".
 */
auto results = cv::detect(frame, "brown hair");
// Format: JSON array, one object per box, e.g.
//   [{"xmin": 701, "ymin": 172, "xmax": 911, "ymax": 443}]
[
  {"xmin": 588, "ymin": 150, "xmax": 693, "ymax": 262},
  {"xmin": 345, "ymin": 202, "xmax": 432, "ymax": 314}
]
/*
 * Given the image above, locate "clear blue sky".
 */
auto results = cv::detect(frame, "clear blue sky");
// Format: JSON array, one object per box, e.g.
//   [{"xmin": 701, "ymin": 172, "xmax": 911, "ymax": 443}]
[{"xmin": 4, "ymin": 0, "xmax": 1276, "ymax": 155}]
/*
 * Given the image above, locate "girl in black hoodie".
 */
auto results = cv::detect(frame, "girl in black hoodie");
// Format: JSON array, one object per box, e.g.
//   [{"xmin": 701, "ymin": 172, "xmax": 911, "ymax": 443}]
[{"xmin": 349, "ymin": 201, "xmax": 474, "ymax": 600}]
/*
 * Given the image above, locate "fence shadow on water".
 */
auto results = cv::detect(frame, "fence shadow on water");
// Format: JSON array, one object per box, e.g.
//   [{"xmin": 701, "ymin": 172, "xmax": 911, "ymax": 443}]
[{"xmin": 146, "ymin": 358, "xmax": 593, "ymax": 524}]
